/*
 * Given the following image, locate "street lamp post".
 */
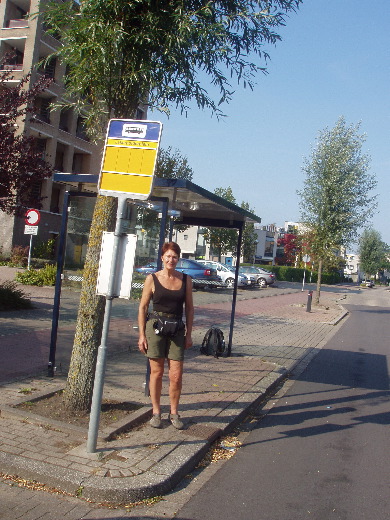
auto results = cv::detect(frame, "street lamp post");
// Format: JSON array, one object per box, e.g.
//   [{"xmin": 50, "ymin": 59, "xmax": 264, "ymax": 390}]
[{"xmin": 253, "ymin": 240, "xmax": 258, "ymax": 265}]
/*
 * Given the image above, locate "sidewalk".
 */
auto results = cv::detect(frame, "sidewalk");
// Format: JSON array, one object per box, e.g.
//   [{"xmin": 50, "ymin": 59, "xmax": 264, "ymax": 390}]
[{"xmin": 0, "ymin": 277, "xmax": 352, "ymax": 505}]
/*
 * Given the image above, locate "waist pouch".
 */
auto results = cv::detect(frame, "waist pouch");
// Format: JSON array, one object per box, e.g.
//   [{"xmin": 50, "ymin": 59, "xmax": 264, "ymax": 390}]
[{"xmin": 149, "ymin": 312, "xmax": 184, "ymax": 337}]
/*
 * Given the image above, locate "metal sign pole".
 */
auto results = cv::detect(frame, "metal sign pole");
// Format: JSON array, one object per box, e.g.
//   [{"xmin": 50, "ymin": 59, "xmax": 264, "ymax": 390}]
[
  {"xmin": 87, "ymin": 195, "xmax": 127, "ymax": 453},
  {"xmin": 27, "ymin": 235, "xmax": 33, "ymax": 270}
]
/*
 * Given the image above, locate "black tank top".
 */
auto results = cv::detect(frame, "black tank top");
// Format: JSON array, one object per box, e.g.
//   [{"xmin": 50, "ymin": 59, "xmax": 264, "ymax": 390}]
[{"xmin": 152, "ymin": 273, "xmax": 187, "ymax": 316}]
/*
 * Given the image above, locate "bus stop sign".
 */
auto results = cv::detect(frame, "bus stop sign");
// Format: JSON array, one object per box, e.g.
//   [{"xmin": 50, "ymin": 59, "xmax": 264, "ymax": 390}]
[{"xmin": 98, "ymin": 119, "xmax": 163, "ymax": 200}]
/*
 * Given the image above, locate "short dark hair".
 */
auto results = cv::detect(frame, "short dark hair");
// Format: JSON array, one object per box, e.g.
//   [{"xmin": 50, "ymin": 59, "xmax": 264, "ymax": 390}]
[{"xmin": 161, "ymin": 241, "xmax": 181, "ymax": 257}]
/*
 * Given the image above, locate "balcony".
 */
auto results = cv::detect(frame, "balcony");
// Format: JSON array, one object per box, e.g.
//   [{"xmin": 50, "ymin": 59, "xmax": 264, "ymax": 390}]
[
  {"xmin": 1, "ymin": 63, "xmax": 23, "ymax": 71},
  {"xmin": 6, "ymin": 19, "xmax": 29, "ymax": 29}
]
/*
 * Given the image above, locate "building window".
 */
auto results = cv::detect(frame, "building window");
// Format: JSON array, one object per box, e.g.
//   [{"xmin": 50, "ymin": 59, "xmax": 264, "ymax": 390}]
[
  {"xmin": 1, "ymin": 48, "xmax": 24, "ymax": 70},
  {"xmin": 50, "ymin": 185, "xmax": 61, "ymax": 213},
  {"xmin": 35, "ymin": 97, "xmax": 53, "ymax": 124},
  {"xmin": 34, "ymin": 139, "xmax": 47, "ymax": 160},
  {"xmin": 135, "ymin": 108, "xmax": 144, "ymax": 120},
  {"xmin": 31, "ymin": 181, "xmax": 42, "ymax": 199},
  {"xmin": 72, "ymin": 153, "xmax": 86, "ymax": 173},
  {"xmin": 76, "ymin": 117, "xmax": 89, "ymax": 141},
  {"xmin": 38, "ymin": 57, "xmax": 57, "ymax": 80},
  {"xmin": 59, "ymin": 108, "xmax": 72, "ymax": 132}
]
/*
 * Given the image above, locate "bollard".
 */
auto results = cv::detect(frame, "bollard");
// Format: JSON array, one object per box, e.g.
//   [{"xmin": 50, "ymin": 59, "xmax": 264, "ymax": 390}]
[{"xmin": 306, "ymin": 290, "xmax": 313, "ymax": 312}]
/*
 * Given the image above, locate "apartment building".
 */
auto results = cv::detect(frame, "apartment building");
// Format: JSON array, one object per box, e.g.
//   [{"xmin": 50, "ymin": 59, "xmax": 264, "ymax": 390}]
[{"xmin": 0, "ymin": 0, "xmax": 102, "ymax": 253}]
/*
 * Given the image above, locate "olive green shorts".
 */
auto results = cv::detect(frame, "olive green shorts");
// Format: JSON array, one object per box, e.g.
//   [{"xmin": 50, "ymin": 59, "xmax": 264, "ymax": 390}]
[{"xmin": 145, "ymin": 319, "xmax": 186, "ymax": 361}]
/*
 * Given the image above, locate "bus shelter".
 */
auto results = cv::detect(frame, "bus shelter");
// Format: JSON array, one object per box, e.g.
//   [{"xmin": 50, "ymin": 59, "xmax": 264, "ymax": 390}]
[{"xmin": 49, "ymin": 174, "xmax": 261, "ymax": 374}]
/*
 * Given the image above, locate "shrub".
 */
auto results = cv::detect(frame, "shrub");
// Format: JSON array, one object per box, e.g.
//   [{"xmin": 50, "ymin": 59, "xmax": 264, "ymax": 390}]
[
  {"xmin": 32, "ymin": 238, "xmax": 56, "ymax": 260},
  {"xmin": 15, "ymin": 264, "xmax": 57, "ymax": 286},
  {"xmin": 10, "ymin": 245, "xmax": 29, "ymax": 267},
  {"xmin": 245, "ymin": 263, "xmax": 342, "ymax": 285},
  {"xmin": 0, "ymin": 281, "xmax": 32, "ymax": 311}
]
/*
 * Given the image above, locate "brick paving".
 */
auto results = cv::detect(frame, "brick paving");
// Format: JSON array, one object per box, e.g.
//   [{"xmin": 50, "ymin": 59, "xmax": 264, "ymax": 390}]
[{"xmin": 0, "ymin": 266, "xmax": 358, "ymax": 516}]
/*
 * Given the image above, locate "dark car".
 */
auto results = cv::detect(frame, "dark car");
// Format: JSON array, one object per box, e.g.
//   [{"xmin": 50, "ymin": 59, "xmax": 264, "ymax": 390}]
[
  {"xmin": 175, "ymin": 258, "xmax": 220, "ymax": 289},
  {"xmin": 135, "ymin": 262, "xmax": 157, "ymax": 275}
]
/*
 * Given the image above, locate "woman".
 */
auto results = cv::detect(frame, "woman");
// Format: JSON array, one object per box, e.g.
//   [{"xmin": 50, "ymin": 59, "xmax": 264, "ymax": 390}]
[{"xmin": 138, "ymin": 241, "xmax": 194, "ymax": 429}]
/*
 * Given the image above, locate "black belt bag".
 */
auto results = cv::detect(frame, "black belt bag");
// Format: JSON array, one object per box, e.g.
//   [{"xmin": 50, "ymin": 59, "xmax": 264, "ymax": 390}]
[{"xmin": 149, "ymin": 312, "xmax": 184, "ymax": 337}]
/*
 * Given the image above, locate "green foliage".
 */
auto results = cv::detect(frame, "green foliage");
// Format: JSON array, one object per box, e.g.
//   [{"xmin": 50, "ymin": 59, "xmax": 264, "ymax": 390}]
[
  {"xmin": 203, "ymin": 187, "xmax": 238, "ymax": 260},
  {"xmin": 156, "ymin": 147, "xmax": 194, "ymax": 181},
  {"xmin": 39, "ymin": 0, "xmax": 302, "ymax": 137},
  {"xmin": 32, "ymin": 238, "xmax": 56, "ymax": 260},
  {"xmin": 252, "ymin": 264, "xmax": 342, "ymax": 285},
  {"xmin": 299, "ymin": 117, "xmax": 377, "ymax": 249},
  {"xmin": 358, "ymin": 228, "xmax": 389, "ymax": 277},
  {"xmin": 241, "ymin": 201, "xmax": 258, "ymax": 263},
  {"xmin": 298, "ymin": 117, "xmax": 377, "ymax": 301},
  {"xmin": 0, "ymin": 280, "xmax": 32, "ymax": 311},
  {"xmin": 15, "ymin": 264, "xmax": 57, "ymax": 286}
]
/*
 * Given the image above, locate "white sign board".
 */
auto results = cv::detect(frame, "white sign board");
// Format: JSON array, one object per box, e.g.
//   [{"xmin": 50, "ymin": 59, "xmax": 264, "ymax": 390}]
[
  {"xmin": 96, "ymin": 232, "xmax": 137, "ymax": 299},
  {"xmin": 24, "ymin": 225, "xmax": 38, "ymax": 235}
]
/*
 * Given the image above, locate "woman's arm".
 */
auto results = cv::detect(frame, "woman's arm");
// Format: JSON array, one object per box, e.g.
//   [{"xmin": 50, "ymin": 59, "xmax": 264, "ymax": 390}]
[
  {"xmin": 138, "ymin": 274, "xmax": 153, "ymax": 354},
  {"xmin": 184, "ymin": 275, "xmax": 194, "ymax": 349}
]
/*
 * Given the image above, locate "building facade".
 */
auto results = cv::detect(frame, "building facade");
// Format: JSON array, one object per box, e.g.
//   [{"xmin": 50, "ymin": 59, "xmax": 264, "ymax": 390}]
[{"xmin": 0, "ymin": 0, "xmax": 102, "ymax": 253}]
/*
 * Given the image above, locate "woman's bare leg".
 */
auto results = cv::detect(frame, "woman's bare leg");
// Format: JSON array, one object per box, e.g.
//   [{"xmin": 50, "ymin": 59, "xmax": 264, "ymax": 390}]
[
  {"xmin": 149, "ymin": 358, "xmax": 165, "ymax": 414},
  {"xmin": 167, "ymin": 359, "xmax": 184, "ymax": 415}
]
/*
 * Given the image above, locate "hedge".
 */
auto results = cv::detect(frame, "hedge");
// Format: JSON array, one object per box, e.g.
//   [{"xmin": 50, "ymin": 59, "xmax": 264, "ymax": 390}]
[{"xmin": 241, "ymin": 264, "xmax": 342, "ymax": 285}]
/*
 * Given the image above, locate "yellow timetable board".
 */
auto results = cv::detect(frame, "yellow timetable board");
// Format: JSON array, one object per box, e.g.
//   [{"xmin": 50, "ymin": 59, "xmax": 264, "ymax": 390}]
[{"xmin": 98, "ymin": 119, "xmax": 163, "ymax": 200}]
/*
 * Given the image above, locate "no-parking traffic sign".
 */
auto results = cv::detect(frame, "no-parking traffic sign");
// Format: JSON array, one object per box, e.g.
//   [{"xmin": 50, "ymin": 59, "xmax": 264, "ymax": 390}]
[{"xmin": 25, "ymin": 209, "xmax": 40, "ymax": 225}]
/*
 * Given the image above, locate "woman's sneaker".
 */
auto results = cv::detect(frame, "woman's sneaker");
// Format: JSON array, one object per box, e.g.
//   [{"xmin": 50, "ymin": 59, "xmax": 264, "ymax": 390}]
[
  {"xmin": 168, "ymin": 413, "xmax": 184, "ymax": 430},
  {"xmin": 149, "ymin": 413, "xmax": 162, "ymax": 428}
]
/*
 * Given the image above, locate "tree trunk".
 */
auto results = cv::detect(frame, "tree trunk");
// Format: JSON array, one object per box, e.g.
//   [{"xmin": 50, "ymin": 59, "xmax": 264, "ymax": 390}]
[
  {"xmin": 63, "ymin": 195, "xmax": 117, "ymax": 411},
  {"xmin": 315, "ymin": 258, "xmax": 323, "ymax": 305}
]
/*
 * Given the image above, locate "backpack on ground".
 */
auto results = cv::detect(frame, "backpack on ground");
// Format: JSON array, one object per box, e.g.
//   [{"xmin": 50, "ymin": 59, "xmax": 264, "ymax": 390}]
[{"xmin": 200, "ymin": 327, "xmax": 226, "ymax": 358}]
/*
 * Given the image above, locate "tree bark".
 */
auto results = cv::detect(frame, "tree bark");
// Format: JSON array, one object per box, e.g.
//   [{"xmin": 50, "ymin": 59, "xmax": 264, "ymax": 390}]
[
  {"xmin": 63, "ymin": 195, "xmax": 117, "ymax": 411},
  {"xmin": 315, "ymin": 258, "xmax": 323, "ymax": 305}
]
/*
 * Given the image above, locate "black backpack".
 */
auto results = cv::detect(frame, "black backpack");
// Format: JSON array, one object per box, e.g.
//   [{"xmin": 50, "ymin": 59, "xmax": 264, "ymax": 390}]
[{"xmin": 200, "ymin": 327, "xmax": 226, "ymax": 358}]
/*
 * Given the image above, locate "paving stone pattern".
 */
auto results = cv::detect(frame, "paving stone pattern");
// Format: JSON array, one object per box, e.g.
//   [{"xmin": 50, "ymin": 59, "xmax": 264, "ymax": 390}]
[{"xmin": 0, "ymin": 266, "xmax": 355, "ymax": 517}]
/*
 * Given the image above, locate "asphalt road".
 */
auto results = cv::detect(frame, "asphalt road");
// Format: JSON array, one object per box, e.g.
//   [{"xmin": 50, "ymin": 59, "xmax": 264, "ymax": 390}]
[{"xmin": 175, "ymin": 288, "xmax": 390, "ymax": 520}]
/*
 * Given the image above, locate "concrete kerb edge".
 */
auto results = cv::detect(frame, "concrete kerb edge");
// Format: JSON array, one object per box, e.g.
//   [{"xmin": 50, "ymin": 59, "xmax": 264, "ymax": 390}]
[
  {"xmin": 0, "ymin": 368, "xmax": 290, "ymax": 505},
  {"xmin": 80, "ymin": 367, "xmax": 291, "ymax": 504},
  {"xmin": 329, "ymin": 306, "xmax": 349, "ymax": 326}
]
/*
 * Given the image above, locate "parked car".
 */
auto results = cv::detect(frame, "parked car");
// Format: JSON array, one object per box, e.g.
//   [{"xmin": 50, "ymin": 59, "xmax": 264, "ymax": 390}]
[
  {"xmin": 135, "ymin": 262, "xmax": 157, "ymax": 275},
  {"xmin": 197, "ymin": 261, "xmax": 253, "ymax": 288},
  {"xmin": 239, "ymin": 266, "xmax": 276, "ymax": 287},
  {"xmin": 364, "ymin": 280, "xmax": 374, "ymax": 288},
  {"xmin": 175, "ymin": 258, "xmax": 220, "ymax": 289}
]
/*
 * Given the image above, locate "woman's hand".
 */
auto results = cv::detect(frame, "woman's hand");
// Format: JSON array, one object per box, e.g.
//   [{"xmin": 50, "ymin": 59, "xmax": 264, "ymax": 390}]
[
  {"xmin": 185, "ymin": 333, "xmax": 193, "ymax": 350},
  {"xmin": 138, "ymin": 335, "xmax": 148, "ymax": 354}
]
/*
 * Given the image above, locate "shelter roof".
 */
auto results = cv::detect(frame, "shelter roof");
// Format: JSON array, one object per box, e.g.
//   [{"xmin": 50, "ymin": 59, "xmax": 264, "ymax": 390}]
[{"xmin": 53, "ymin": 174, "xmax": 261, "ymax": 229}]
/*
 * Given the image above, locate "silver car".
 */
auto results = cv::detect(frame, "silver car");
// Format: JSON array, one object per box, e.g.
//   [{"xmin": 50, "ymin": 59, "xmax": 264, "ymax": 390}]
[
  {"xmin": 197, "ymin": 261, "xmax": 253, "ymax": 288},
  {"xmin": 239, "ymin": 266, "xmax": 276, "ymax": 287}
]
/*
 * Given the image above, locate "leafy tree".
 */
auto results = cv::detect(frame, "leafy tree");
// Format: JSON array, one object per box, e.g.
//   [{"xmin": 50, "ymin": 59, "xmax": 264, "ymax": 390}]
[
  {"xmin": 241, "ymin": 201, "xmax": 258, "ymax": 263},
  {"xmin": 298, "ymin": 117, "xmax": 377, "ymax": 304},
  {"xmin": 0, "ymin": 58, "xmax": 53, "ymax": 215},
  {"xmin": 358, "ymin": 229, "xmax": 389, "ymax": 278},
  {"xmin": 203, "ymin": 187, "xmax": 238, "ymax": 261},
  {"xmin": 40, "ymin": 0, "xmax": 302, "ymax": 411},
  {"xmin": 40, "ymin": 0, "xmax": 302, "ymax": 135},
  {"xmin": 276, "ymin": 232, "xmax": 300, "ymax": 265},
  {"xmin": 155, "ymin": 146, "xmax": 193, "ymax": 181},
  {"xmin": 138, "ymin": 146, "xmax": 194, "ymax": 233}
]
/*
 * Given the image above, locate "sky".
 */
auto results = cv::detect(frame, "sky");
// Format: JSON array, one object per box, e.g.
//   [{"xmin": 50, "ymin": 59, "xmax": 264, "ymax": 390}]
[{"xmin": 151, "ymin": 0, "xmax": 390, "ymax": 249}]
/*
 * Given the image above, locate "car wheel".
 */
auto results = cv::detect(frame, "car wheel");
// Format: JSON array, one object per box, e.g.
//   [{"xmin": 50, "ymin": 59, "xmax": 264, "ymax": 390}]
[
  {"xmin": 226, "ymin": 277, "xmax": 235, "ymax": 288},
  {"xmin": 258, "ymin": 278, "xmax": 267, "ymax": 288}
]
